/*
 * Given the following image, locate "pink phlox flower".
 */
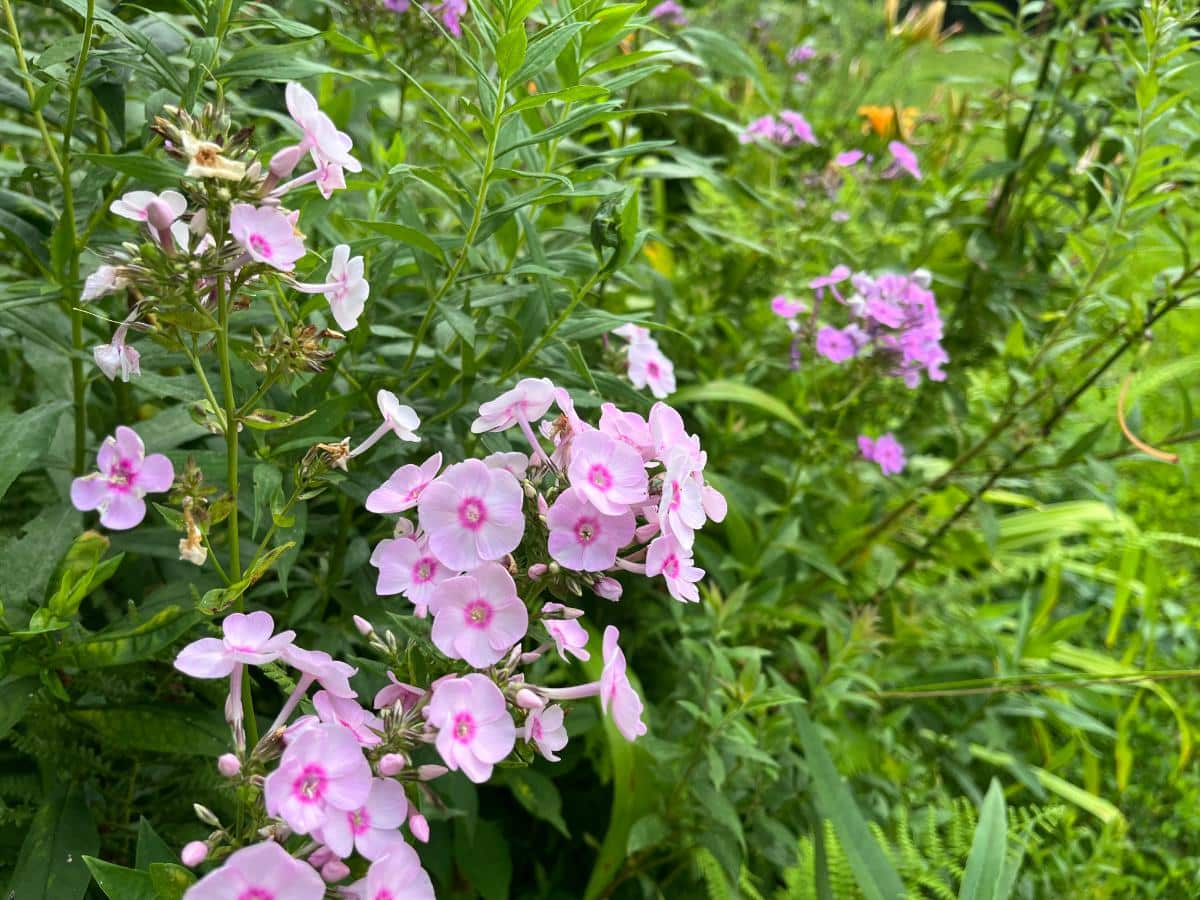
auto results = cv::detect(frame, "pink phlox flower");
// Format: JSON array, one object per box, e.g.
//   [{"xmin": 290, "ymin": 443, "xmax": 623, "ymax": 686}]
[
  {"xmin": 430, "ymin": 563, "xmax": 528, "ymax": 668},
  {"xmin": 626, "ymin": 339, "xmax": 676, "ymax": 399},
  {"xmin": 547, "ymin": 486, "xmax": 636, "ymax": 571},
  {"xmin": 649, "ymin": 0, "xmax": 688, "ymax": 26},
  {"xmin": 93, "ymin": 317, "xmax": 141, "ymax": 382},
  {"xmin": 384, "ymin": 0, "xmax": 410, "ymax": 9},
  {"xmin": 645, "ymin": 534, "xmax": 705, "ymax": 603},
  {"xmin": 350, "ymin": 390, "xmax": 420, "ymax": 458},
  {"xmin": 788, "ymin": 43, "xmax": 817, "ymax": 64},
  {"xmin": 282, "ymin": 645, "xmax": 358, "ymax": 698},
  {"xmin": 657, "ymin": 449, "xmax": 707, "ymax": 549},
  {"xmin": 809, "ymin": 264, "xmax": 852, "ymax": 301},
  {"xmin": 263, "ymin": 723, "xmax": 372, "ymax": 835},
  {"xmin": 366, "ymin": 452, "xmax": 443, "ymax": 514},
  {"xmin": 612, "ymin": 323, "xmax": 654, "ymax": 344},
  {"xmin": 523, "ymin": 704, "xmax": 569, "ymax": 761},
  {"xmin": 600, "ymin": 626, "xmax": 647, "ymax": 740},
  {"xmin": 593, "ymin": 576, "xmax": 623, "ymax": 601},
  {"xmin": 299, "ymin": 690, "xmax": 384, "ymax": 747},
  {"xmin": 779, "ymin": 110, "xmax": 818, "ymax": 146},
  {"xmin": 81, "ymin": 265, "xmax": 128, "ymax": 301},
  {"xmin": 598, "ymin": 403, "xmax": 655, "ymax": 461},
  {"xmin": 317, "ymin": 777, "xmax": 408, "ymax": 862},
  {"xmin": 859, "ymin": 432, "xmax": 906, "ymax": 475},
  {"xmin": 483, "ymin": 450, "xmax": 530, "ymax": 479},
  {"xmin": 701, "ymin": 480, "xmax": 728, "ymax": 523},
  {"xmin": 427, "ymin": 0, "xmax": 468, "ymax": 37},
  {"xmin": 110, "ymin": 189, "xmax": 186, "ymax": 230},
  {"xmin": 344, "ymin": 844, "xmax": 435, "ymax": 900},
  {"xmin": 771, "ymin": 295, "xmax": 806, "ymax": 318},
  {"xmin": 542, "ymin": 386, "xmax": 588, "ymax": 469},
  {"xmin": 418, "ymin": 459, "xmax": 525, "ymax": 571},
  {"xmin": 183, "ymin": 840, "xmax": 324, "ymax": 900},
  {"xmin": 315, "ymin": 159, "xmax": 347, "ymax": 199},
  {"xmin": 834, "ymin": 149, "xmax": 865, "ymax": 168},
  {"xmin": 427, "ymin": 673, "xmax": 516, "ymax": 783},
  {"xmin": 370, "ymin": 533, "xmax": 453, "ymax": 616},
  {"xmin": 294, "ymin": 244, "xmax": 368, "ymax": 331},
  {"xmin": 739, "ymin": 114, "xmax": 778, "ymax": 145},
  {"xmin": 471, "ymin": 377, "xmax": 556, "ymax": 433},
  {"xmin": 71, "ymin": 425, "xmax": 174, "ymax": 530},
  {"xmin": 374, "ymin": 671, "xmax": 425, "ymax": 713},
  {"xmin": 648, "ymin": 402, "xmax": 702, "ymax": 466},
  {"xmin": 887, "ymin": 140, "xmax": 922, "ymax": 180},
  {"xmin": 567, "ymin": 431, "xmax": 649, "ymax": 516},
  {"xmin": 175, "ymin": 610, "xmax": 296, "ymax": 679},
  {"xmin": 815, "ymin": 326, "xmax": 859, "ymax": 363},
  {"xmin": 285, "ymin": 82, "xmax": 362, "ymax": 174},
  {"xmin": 541, "ymin": 602, "xmax": 590, "ymax": 662},
  {"xmin": 230, "ymin": 203, "xmax": 306, "ymax": 272}
]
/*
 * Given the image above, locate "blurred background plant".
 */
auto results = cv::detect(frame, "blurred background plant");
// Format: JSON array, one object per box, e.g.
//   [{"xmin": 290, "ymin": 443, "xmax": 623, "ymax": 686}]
[{"xmin": 1, "ymin": 0, "xmax": 1199, "ymax": 897}]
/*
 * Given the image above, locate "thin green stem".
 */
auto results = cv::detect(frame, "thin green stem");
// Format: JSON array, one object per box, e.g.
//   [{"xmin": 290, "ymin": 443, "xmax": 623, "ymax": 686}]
[
  {"xmin": 184, "ymin": 341, "xmax": 224, "ymax": 424},
  {"xmin": 215, "ymin": 270, "xmax": 242, "ymax": 585},
  {"xmin": 501, "ymin": 269, "xmax": 603, "ymax": 379},
  {"xmin": 403, "ymin": 74, "xmax": 509, "ymax": 372},
  {"xmin": 0, "ymin": 0, "xmax": 64, "ymax": 176}
]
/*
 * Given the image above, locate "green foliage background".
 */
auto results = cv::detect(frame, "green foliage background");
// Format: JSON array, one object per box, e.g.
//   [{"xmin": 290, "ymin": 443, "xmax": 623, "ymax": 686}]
[{"xmin": 1, "ymin": 0, "xmax": 1199, "ymax": 897}]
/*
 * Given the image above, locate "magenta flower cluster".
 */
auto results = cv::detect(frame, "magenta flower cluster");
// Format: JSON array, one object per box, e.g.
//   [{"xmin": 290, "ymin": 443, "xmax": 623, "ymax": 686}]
[
  {"xmin": 384, "ymin": 0, "xmax": 470, "ymax": 37},
  {"xmin": 739, "ymin": 110, "xmax": 818, "ymax": 147}
]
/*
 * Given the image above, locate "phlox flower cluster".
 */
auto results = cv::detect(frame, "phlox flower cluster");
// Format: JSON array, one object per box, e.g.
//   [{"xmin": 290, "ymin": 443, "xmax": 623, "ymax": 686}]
[
  {"xmin": 649, "ymin": 0, "xmax": 689, "ymax": 26},
  {"xmin": 858, "ymin": 432, "xmax": 907, "ymax": 476},
  {"xmin": 778, "ymin": 266, "xmax": 947, "ymax": 388},
  {"xmin": 82, "ymin": 82, "xmax": 369, "ymax": 384},
  {"xmin": 383, "ymin": 0, "xmax": 470, "ymax": 37},
  {"xmin": 739, "ymin": 109, "xmax": 818, "ymax": 147},
  {"xmin": 832, "ymin": 140, "xmax": 923, "ymax": 181},
  {"xmin": 611, "ymin": 323, "xmax": 677, "ymax": 398},
  {"xmin": 787, "ymin": 42, "xmax": 816, "ymax": 82}
]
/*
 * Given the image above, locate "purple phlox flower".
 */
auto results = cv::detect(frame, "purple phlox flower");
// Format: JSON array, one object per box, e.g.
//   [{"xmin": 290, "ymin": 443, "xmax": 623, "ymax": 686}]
[
  {"xmin": 71, "ymin": 426, "xmax": 174, "ymax": 530},
  {"xmin": 427, "ymin": 0, "xmax": 469, "ymax": 37},
  {"xmin": 886, "ymin": 140, "xmax": 922, "ymax": 180},
  {"xmin": 778, "ymin": 110, "xmax": 818, "ymax": 146},
  {"xmin": 788, "ymin": 43, "xmax": 817, "ymax": 65},
  {"xmin": 833, "ymin": 149, "xmax": 865, "ymax": 168},
  {"xmin": 649, "ymin": 0, "xmax": 689, "ymax": 26},
  {"xmin": 293, "ymin": 244, "xmax": 369, "ymax": 331},
  {"xmin": 858, "ymin": 432, "xmax": 907, "ymax": 475}
]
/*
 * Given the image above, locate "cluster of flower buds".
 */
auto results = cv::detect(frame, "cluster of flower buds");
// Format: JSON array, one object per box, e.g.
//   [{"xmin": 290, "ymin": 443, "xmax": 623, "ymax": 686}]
[
  {"xmin": 609, "ymin": 324, "xmax": 676, "ymax": 398},
  {"xmin": 774, "ymin": 266, "xmax": 948, "ymax": 388},
  {"xmin": 80, "ymin": 82, "xmax": 368, "ymax": 383}
]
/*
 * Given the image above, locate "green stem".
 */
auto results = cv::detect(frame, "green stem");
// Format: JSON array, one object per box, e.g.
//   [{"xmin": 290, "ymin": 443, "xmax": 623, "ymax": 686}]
[
  {"xmin": 502, "ymin": 269, "xmax": 603, "ymax": 379},
  {"xmin": 0, "ymin": 0, "xmax": 64, "ymax": 176},
  {"xmin": 403, "ymin": 74, "xmax": 509, "ymax": 372},
  {"xmin": 216, "ymin": 276, "xmax": 242, "ymax": 585}
]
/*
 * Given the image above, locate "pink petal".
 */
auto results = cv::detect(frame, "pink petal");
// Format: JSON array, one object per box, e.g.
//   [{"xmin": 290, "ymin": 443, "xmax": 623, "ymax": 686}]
[
  {"xmin": 138, "ymin": 453, "xmax": 175, "ymax": 493},
  {"xmin": 174, "ymin": 638, "xmax": 236, "ymax": 678},
  {"xmin": 100, "ymin": 492, "xmax": 146, "ymax": 530}
]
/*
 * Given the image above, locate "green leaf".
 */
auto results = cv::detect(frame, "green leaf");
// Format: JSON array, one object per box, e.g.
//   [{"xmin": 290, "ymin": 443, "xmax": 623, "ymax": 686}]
[
  {"xmin": 497, "ymin": 23, "xmax": 528, "ymax": 80},
  {"xmin": 0, "ymin": 401, "xmax": 68, "ymax": 502},
  {"xmin": 83, "ymin": 857, "xmax": 157, "ymax": 900},
  {"xmin": 794, "ymin": 708, "xmax": 906, "ymax": 900},
  {"xmin": 505, "ymin": 84, "xmax": 609, "ymax": 117},
  {"xmin": 148, "ymin": 863, "xmax": 194, "ymax": 899},
  {"xmin": 6, "ymin": 782, "xmax": 99, "ymax": 900},
  {"xmin": 135, "ymin": 817, "xmax": 174, "ymax": 869},
  {"xmin": 626, "ymin": 813, "xmax": 670, "ymax": 855},
  {"xmin": 351, "ymin": 219, "xmax": 447, "ymax": 263},
  {"xmin": 670, "ymin": 380, "xmax": 807, "ymax": 433},
  {"xmin": 959, "ymin": 779, "xmax": 1008, "ymax": 900},
  {"xmin": 47, "ymin": 531, "xmax": 121, "ymax": 619},
  {"xmin": 455, "ymin": 818, "xmax": 512, "ymax": 900},
  {"xmin": 51, "ymin": 605, "xmax": 201, "ymax": 670},
  {"xmin": 499, "ymin": 768, "xmax": 569, "ymax": 837},
  {"xmin": 70, "ymin": 706, "xmax": 230, "ymax": 756},
  {"xmin": 214, "ymin": 43, "xmax": 339, "ymax": 82},
  {"xmin": 0, "ymin": 675, "xmax": 37, "ymax": 739},
  {"xmin": 198, "ymin": 542, "xmax": 295, "ymax": 614},
  {"xmin": 80, "ymin": 154, "xmax": 184, "ymax": 188}
]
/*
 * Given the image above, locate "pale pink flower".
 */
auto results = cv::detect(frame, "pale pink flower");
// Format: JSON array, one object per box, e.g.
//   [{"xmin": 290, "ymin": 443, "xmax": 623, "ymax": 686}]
[
  {"xmin": 317, "ymin": 777, "xmax": 408, "ymax": 861},
  {"xmin": 567, "ymin": 431, "xmax": 648, "ymax": 516},
  {"xmin": 645, "ymin": 534, "xmax": 705, "ymax": 603},
  {"xmin": 483, "ymin": 450, "xmax": 529, "ymax": 478},
  {"xmin": 523, "ymin": 704, "xmax": 568, "ymax": 762},
  {"xmin": 427, "ymin": 673, "xmax": 516, "ymax": 783},
  {"xmin": 175, "ymin": 611, "xmax": 296, "ymax": 678},
  {"xmin": 230, "ymin": 203, "xmax": 306, "ymax": 272},
  {"xmin": 594, "ymin": 577, "xmax": 623, "ymax": 601},
  {"xmin": 71, "ymin": 426, "xmax": 174, "ymax": 530},
  {"xmin": 370, "ymin": 534, "xmax": 452, "ymax": 616},
  {"xmin": 374, "ymin": 672, "xmax": 425, "ymax": 713},
  {"xmin": 345, "ymin": 844, "xmax": 435, "ymax": 900},
  {"xmin": 430, "ymin": 563, "xmax": 528, "ymax": 668},
  {"xmin": 110, "ymin": 189, "xmax": 186, "ymax": 227},
  {"xmin": 771, "ymin": 295, "xmax": 806, "ymax": 318},
  {"xmin": 349, "ymin": 390, "xmax": 420, "ymax": 458},
  {"xmin": 598, "ymin": 403, "xmax": 654, "ymax": 460},
  {"xmin": 180, "ymin": 841, "xmax": 208, "ymax": 867},
  {"xmin": 887, "ymin": 140, "xmax": 922, "ymax": 180},
  {"xmin": 613, "ymin": 323, "xmax": 653, "ymax": 344},
  {"xmin": 471, "ymin": 377, "xmax": 557, "ymax": 434},
  {"xmin": 263, "ymin": 723, "xmax": 372, "ymax": 834},
  {"xmin": 294, "ymin": 244, "xmax": 368, "ymax": 331},
  {"xmin": 183, "ymin": 840, "xmax": 324, "ymax": 900},
  {"xmin": 285, "ymin": 82, "xmax": 362, "ymax": 173},
  {"xmin": 547, "ymin": 487, "xmax": 635, "ymax": 571},
  {"xmin": 81, "ymin": 265, "xmax": 127, "ymax": 301},
  {"xmin": 648, "ymin": 402, "xmax": 702, "ymax": 465},
  {"xmin": 314, "ymin": 159, "xmax": 347, "ymax": 199},
  {"xmin": 281, "ymin": 645, "xmax": 358, "ymax": 698},
  {"xmin": 418, "ymin": 459, "xmax": 525, "ymax": 571},
  {"xmin": 600, "ymin": 626, "xmax": 647, "ymax": 740},
  {"xmin": 93, "ymin": 326, "xmax": 141, "ymax": 382},
  {"xmin": 626, "ymin": 340, "xmax": 676, "ymax": 398},
  {"xmin": 290, "ymin": 690, "xmax": 383, "ymax": 747},
  {"xmin": 809, "ymin": 264, "xmax": 852, "ymax": 299},
  {"xmin": 366, "ymin": 452, "xmax": 442, "ymax": 513},
  {"xmin": 858, "ymin": 433, "xmax": 906, "ymax": 475},
  {"xmin": 541, "ymin": 602, "xmax": 590, "ymax": 661},
  {"xmin": 658, "ymin": 451, "xmax": 707, "ymax": 549}
]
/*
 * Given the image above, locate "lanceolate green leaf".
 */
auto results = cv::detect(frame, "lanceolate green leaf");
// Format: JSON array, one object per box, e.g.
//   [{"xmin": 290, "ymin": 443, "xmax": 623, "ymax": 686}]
[
  {"xmin": 671, "ymin": 380, "xmax": 807, "ymax": 433},
  {"xmin": 959, "ymin": 779, "xmax": 1009, "ymax": 900},
  {"xmin": 7, "ymin": 783, "xmax": 99, "ymax": 900}
]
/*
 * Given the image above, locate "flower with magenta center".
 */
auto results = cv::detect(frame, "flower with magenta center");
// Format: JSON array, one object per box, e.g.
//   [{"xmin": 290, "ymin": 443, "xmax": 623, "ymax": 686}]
[
  {"xmin": 626, "ymin": 339, "xmax": 677, "ymax": 399},
  {"xmin": 370, "ymin": 533, "xmax": 452, "ymax": 617},
  {"xmin": 645, "ymin": 534, "xmax": 705, "ymax": 603},
  {"xmin": 815, "ymin": 326, "xmax": 859, "ymax": 364},
  {"xmin": 547, "ymin": 486, "xmax": 635, "ymax": 571},
  {"xmin": 567, "ymin": 431, "xmax": 648, "ymax": 516},
  {"xmin": 470, "ymin": 377, "xmax": 556, "ymax": 433},
  {"xmin": 294, "ymin": 244, "xmax": 369, "ymax": 331},
  {"xmin": 285, "ymin": 82, "xmax": 362, "ymax": 174},
  {"xmin": 174, "ymin": 610, "xmax": 296, "ymax": 679},
  {"xmin": 230, "ymin": 203, "xmax": 307, "ymax": 272},
  {"xmin": 70, "ymin": 426, "xmax": 174, "ymax": 531},
  {"xmin": 430, "ymin": 563, "xmax": 528, "ymax": 668},
  {"xmin": 366, "ymin": 452, "xmax": 442, "ymax": 513},
  {"xmin": 263, "ymin": 722, "xmax": 372, "ymax": 835},
  {"xmin": 524, "ymin": 704, "xmax": 569, "ymax": 762},
  {"xmin": 317, "ymin": 777, "xmax": 408, "ymax": 861},
  {"xmin": 541, "ymin": 603, "xmax": 591, "ymax": 662},
  {"xmin": 427, "ymin": 673, "xmax": 515, "ymax": 783},
  {"xmin": 346, "ymin": 843, "xmax": 436, "ymax": 900},
  {"xmin": 418, "ymin": 459, "xmax": 525, "ymax": 571},
  {"xmin": 183, "ymin": 840, "xmax": 324, "ymax": 900}
]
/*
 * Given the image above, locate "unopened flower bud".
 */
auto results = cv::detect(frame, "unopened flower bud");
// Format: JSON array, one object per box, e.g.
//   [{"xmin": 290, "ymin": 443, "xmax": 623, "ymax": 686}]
[
  {"xmin": 527, "ymin": 563, "xmax": 548, "ymax": 581},
  {"xmin": 417, "ymin": 764, "xmax": 448, "ymax": 781},
  {"xmin": 193, "ymin": 803, "xmax": 221, "ymax": 827},
  {"xmin": 217, "ymin": 753, "xmax": 241, "ymax": 777},
  {"xmin": 181, "ymin": 841, "xmax": 208, "ymax": 867},
  {"xmin": 269, "ymin": 144, "xmax": 306, "ymax": 179},
  {"xmin": 308, "ymin": 845, "xmax": 334, "ymax": 868},
  {"xmin": 547, "ymin": 561, "xmax": 561, "ymax": 576},
  {"xmin": 536, "ymin": 493, "xmax": 549, "ymax": 516},
  {"xmin": 408, "ymin": 811, "xmax": 430, "ymax": 843},
  {"xmin": 515, "ymin": 688, "xmax": 545, "ymax": 710},
  {"xmin": 393, "ymin": 518, "xmax": 415, "ymax": 537},
  {"xmin": 594, "ymin": 577, "xmax": 623, "ymax": 601},
  {"xmin": 378, "ymin": 753, "xmax": 407, "ymax": 776},
  {"xmin": 523, "ymin": 480, "xmax": 537, "ymax": 499},
  {"xmin": 321, "ymin": 860, "xmax": 351, "ymax": 882},
  {"xmin": 353, "ymin": 615, "xmax": 374, "ymax": 636}
]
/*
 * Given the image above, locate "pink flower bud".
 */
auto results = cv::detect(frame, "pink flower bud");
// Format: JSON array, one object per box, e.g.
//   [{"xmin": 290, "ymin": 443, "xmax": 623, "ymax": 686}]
[
  {"xmin": 321, "ymin": 859, "xmax": 351, "ymax": 882},
  {"xmin": 527, "ymin": 563, "xmax": 548, "ymax": 581},
  {"xmin": 515, "ymin": 688, "xmax": 545, "ymax": 710},
  {"xmin": 594, "ymin": 577, "xmax": 623, "ymax": 601},
  {"xmin": 307, "ymin": 845, "xmax": 334, "ymax": 868},
  {"xmin": 180, "ymin": 841, "xmax": 208, "ymax": 867},
  {"xmin": 408, "ymin": 811, "xmax": 430, "ymax": 843},
  {"xmin": 269, "ymin": 143, "xmax": 305, "ymax": 178},
  {"xmin": 536, "ymin": 493, "xmax": 549, "ymax": 516},
  {"xmin": 217, "ymin": 753, "xmax": 241, "ymax": 777},
  {"xmin": 417, "ymin": 764, "xmax": 448, "ymax": 781},
  {"xmin": 393, "ymin": 517, "xmax": 415, "ymax": 537},
  {"xmin": 378, "ymin": 752, "xmax": 407, "ymax": 776},
  {"xmin": 353, "ymin": 615, "xmax": 374, "ymax": 636},
  {"xmin": 145, "ymin": 198, "xmax": 179, "ymax": 231}
]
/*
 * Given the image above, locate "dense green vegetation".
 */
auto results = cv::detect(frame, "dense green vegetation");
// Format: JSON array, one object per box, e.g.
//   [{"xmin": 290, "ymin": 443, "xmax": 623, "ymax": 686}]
[{"xmin": 1, "ymin": 0, "xmax": 1198, "ymax": 897}]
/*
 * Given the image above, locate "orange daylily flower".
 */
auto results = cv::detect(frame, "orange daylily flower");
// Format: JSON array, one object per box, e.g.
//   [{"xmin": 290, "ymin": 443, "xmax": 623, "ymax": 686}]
[{"xmin": 857, "ymin": 104, "xmax": 920, "ymax": 141}]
